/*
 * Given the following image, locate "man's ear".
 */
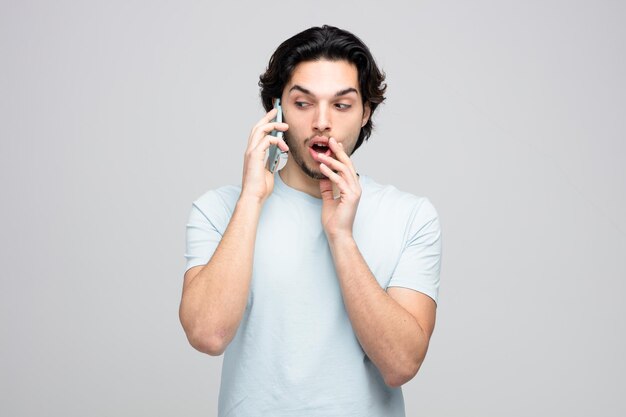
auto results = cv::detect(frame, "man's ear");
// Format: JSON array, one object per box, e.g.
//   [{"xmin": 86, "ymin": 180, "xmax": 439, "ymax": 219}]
[{"xmin": 361, "ymin": 103, "xmax": 372, "ymax": 128}]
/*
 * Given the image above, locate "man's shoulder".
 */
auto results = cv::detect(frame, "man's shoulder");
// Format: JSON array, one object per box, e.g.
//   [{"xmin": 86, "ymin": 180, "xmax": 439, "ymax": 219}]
[
  {"xmin": 359, "ymin": 174, "xmax": 439, "ymax": 225},
  {"xmin": 360, "ymin": 174, "xmax": 428, "ymax": 207},
  {"xmin": 192, "ymin": 184, "xmax": 241, "ymax": 213}
]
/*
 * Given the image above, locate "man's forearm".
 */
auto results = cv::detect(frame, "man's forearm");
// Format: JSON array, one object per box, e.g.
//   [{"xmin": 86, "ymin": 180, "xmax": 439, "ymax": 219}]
[
  {"xmin": 179, "ymin": 196, "xmax": 263, "ymax": 355},
  {"xmin": 327, "ymin": 235, "xmax": 430, "ymax": 387}
]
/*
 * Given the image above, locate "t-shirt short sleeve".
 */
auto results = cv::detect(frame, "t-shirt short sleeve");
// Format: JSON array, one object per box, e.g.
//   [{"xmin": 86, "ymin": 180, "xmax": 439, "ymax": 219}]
[
  {"xmin": 387, "ymin": 197, "xmax": 442, "ymax": 304},
  {"xmin": 184, "ymin": 189, "xmax": 236, "ymax": 273}
]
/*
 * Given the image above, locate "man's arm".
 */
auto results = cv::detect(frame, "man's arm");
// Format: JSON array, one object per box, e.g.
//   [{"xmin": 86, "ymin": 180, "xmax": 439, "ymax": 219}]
[
  {"xmin": 179, "ymin": 109, "xmax": 289, "ymax": 356},
  {"xmin": 327, "ymin": 236, "xmax": 436, "ymax": 388},
  {"xmin": 316, "ymin": 137, "xmax": 437, "ymax": 387},
  {"xmin": 179, "ymin": 196, "xmax": 263, "ymax": 355}
]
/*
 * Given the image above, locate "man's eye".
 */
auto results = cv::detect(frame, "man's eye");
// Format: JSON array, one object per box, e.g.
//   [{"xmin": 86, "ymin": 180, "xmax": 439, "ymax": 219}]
[
  {"xmin": 335, "ymin": 103, "xmax": 351, "ymax": 110},
  {"xmin": 295, "ymin": 101, "xmax": 310, "ymax": 108}
]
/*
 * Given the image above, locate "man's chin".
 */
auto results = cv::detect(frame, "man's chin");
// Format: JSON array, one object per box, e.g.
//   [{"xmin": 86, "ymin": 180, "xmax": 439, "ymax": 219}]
[
  {"xmin": 301, "ymin": 162, "xmax": 326, "ymax": 181},
  {"xmin": 305, "ymin": 170, "xmax": 327, "ymax": 181},
  {"xmin": 310, "ymin": 173, "xmax": 326, "ymax": 180}
]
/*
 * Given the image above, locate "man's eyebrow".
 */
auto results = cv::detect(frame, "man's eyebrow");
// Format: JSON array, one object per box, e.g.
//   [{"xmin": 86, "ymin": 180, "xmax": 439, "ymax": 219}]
[
  {"xmin": 334, "ymin": 87, "xmax": 358, "ymax": 97},
  {"xmin": 288, "ymin": 85, "xmax": 359, "ymax": 97},
  {"xmin": 289, "ymin": 85, "xmax": 312, "ymax": 95}
]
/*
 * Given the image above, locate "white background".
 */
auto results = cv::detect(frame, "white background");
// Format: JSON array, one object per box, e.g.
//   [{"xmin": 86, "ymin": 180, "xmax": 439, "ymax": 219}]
[{"xmin": 1, "ymin": 0, "xmax": 624, "ymax": 415}]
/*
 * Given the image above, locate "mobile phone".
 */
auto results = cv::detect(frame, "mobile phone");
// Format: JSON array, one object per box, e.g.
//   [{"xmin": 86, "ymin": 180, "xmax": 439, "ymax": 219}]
[{"xmin": 265, "ymin": 98, "xmax": 283, "ymax": 174}]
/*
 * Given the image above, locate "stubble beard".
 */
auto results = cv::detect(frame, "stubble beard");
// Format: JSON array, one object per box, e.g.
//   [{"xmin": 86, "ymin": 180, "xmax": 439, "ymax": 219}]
[{"xmin": 283, "ymin": 130, "xmax": 326, "ymax": 180}]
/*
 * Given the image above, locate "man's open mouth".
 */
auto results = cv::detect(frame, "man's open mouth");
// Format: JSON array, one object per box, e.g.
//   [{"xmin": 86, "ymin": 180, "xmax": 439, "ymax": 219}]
[
  {"xmin": 311, "ymin": 143, "xmax": 330, "ymax": 153},
  {"xmin": 309, "ymin": 142, "xmax": 333, "ymax": 159}
]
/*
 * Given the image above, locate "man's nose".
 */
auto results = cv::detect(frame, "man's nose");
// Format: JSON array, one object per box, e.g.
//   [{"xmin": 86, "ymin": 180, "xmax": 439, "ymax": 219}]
[{"xmin": 312, "ymin": 104, "xmax": 331, "ymax": 132}]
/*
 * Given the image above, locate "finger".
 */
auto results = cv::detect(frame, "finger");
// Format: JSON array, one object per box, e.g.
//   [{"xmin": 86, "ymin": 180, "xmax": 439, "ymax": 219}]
[
  {"xmin": 328, "ymin": 137, "xmax": 358, "ymax": 182},
  {"xmin": 316, "ymin": 152, "xmax": 357, "ymax": 189},
  {"xmin": 319, "ymin": 162, "xmax": 349, "ymax": 191},
  {"xmin": 315, "ymin": 152, "xmax": 345, "ymax": 174},
  {"xmin": 248, "ymin": 122, "xmax": 289, "ymax": 147},
  {"xmin": 248, "ymin": 108, "xmax": 282, "ymax": 146},
  {"xmin": 326, "ymin": 137, "xmax": 352, "ymax": 166},
  {"xmin": 254, "ymin": 122, "xmax": 289, "ymax": 140},
  {"xmin": 252, "ymin": 108, "xmax": 278, "ymax": 130},
  {"xmin": 253, "ymin": 134, "xmax": 289, "ymax": 155},
  {"xmin": 274, "ymin": 136, "xmax": 290, "ymax": 153}
]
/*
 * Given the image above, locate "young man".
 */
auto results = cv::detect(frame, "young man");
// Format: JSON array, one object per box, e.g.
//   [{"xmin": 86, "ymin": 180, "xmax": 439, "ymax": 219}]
[{"xmin": 180, "ymin": 25, "xmax": 442, "ymax": 416}]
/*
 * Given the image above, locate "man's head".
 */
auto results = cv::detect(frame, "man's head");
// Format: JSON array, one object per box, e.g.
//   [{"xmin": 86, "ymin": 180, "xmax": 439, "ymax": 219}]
[{"xmin": 259, "ymin": 25, "xmax": 386, "ymax": 155}]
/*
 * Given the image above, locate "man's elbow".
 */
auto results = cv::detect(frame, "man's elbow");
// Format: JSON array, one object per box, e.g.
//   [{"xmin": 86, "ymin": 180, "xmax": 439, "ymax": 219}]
[
  {"xmin": 383, "ymin": 357, "xmax": 423, "ymax": 388},
  {"xmin": 180, "ymin": 313, "xmax": 229, "ymax": 356},
  {"xmin": 185, "ymin": 330, "xmax": 228, "ymax": 356}
]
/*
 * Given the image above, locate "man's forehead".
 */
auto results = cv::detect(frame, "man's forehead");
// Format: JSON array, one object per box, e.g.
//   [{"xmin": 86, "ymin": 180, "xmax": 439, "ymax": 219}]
[{"xmin": 285, "ymin": 59, "xmax": 360, "ymax": 96}]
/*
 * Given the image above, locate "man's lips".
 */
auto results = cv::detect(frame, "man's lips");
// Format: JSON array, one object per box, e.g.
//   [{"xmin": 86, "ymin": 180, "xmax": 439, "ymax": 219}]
[
  {"xmin": 309, "ymin": 146, "xmax": 333, "ymax": 161},
  {"xmin": 309, "ymin": 136, "xmax": 330, "ymax": 147},
  {"xmin": 308, "ymin": 136, "xmax": 333, "ymax": 160}
]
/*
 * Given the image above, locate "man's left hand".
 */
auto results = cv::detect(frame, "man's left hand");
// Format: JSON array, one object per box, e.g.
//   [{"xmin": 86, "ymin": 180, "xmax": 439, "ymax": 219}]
[{"xmin": 315, "ymin": 137, "xmax": 361, "ymax": 240}]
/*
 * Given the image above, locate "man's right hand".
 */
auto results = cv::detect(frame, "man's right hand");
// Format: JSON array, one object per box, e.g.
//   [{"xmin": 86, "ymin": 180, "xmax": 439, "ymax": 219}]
[{"xmin": 240, "ymin": 108, "xmax": 289, "ymax": 204}]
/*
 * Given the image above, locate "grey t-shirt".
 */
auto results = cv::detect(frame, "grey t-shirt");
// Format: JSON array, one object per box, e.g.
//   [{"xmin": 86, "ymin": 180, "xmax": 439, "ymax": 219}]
[{"xmin": 185, "ymin": 172, "xmax": 442, "ymax": 417}]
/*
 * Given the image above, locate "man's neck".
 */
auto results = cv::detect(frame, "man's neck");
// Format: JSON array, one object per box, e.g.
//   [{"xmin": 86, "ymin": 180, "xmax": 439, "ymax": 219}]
[{"xmin": 278, "ymin": 163, "xmax": 323, "ymax": 199}]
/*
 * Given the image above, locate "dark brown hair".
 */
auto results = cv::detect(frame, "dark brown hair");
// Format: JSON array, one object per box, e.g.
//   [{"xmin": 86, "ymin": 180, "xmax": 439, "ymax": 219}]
[{"xmin": 259, "ymin": 25, "xmax": 387, "ymax": 152}]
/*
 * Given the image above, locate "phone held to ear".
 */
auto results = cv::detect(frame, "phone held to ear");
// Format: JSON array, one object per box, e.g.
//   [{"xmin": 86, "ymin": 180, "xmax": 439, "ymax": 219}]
[{"xmin": 266, "ymin": 98, "xmax": 283, "ymax": 174}]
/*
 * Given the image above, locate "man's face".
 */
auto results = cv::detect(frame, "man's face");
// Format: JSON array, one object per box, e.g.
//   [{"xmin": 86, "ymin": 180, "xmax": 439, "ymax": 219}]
[{"xmin": 280, "ymin": 59, "xmax": 371, "ymax": 180}]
